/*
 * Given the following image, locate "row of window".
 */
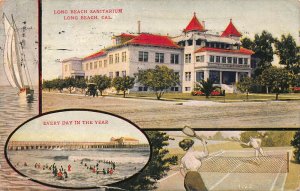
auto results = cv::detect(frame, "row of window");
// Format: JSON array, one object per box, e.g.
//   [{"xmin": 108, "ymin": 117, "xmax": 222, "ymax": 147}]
[
  {"xmin": 178, "ymin": 40, "xmax": 234, "ymax": 50},
  {"xmin": 209, "ymin": 55, "xmax": 248, "ymax": 65},
  {"xmin": 85, "ymin": 52, "xmax": 127, "ymax": 71},
  {"xmin": 186, "ymin": 54, "xmax": 249, "ymax": 65},
  {"xmin": 138, "ymin": 51, "xmax": 180, "ymax": 64},
  {"xmin": 85, "ymin": 70, "xmax": 126, "ymax": 80},
  {"xmin": 109, "ymin": 71, "xmax": 127, "ymax": 78}
]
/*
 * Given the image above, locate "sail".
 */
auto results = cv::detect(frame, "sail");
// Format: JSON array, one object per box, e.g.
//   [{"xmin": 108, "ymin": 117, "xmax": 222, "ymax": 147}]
[
  {"xmin": 3, "ymin": 14, "xmax": 18, "ymax": 88},
  {"xmin": 3, "ymin": 14, "xmax": 24, "ymax": 89}
]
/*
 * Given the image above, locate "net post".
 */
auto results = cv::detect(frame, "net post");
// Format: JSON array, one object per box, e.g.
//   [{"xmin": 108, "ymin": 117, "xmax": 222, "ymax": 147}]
[{"xmin": 287, "ymin": 151, "xmax": 289, "ymax": 173}]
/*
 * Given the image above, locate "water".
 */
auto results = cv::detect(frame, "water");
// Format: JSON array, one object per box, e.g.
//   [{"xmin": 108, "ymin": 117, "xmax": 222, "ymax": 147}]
[
  {"xmin": 0, "ymin": 86, "xmax": 50, "ymax": 190},
  {"xmin": 7, "ymin": 148, "xmax": 150, "ymax": 188}
]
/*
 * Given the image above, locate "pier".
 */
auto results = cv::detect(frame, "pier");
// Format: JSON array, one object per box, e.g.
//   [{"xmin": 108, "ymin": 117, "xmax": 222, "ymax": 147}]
[{"xmin": 7, "ymin": 141, "xmax": 149, "ymax": 151}]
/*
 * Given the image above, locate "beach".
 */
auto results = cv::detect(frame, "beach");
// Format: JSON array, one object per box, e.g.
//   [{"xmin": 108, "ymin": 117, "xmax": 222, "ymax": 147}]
[{"xmin": 42, "ymin": 92, "xmax": 300, "ymax": 129}]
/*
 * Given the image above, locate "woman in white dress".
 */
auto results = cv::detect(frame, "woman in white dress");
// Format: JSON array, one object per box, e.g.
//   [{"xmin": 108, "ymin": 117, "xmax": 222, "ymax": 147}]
[{"xmin": 179, "ymin": 138, "xmax": 209, "ymax": 191}]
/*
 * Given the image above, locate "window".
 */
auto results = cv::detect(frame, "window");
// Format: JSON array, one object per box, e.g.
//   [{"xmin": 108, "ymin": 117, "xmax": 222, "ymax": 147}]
[
  {"xmin": 244, "ymin": 58, "xmax": 248, "ymax": 65},
  {"xmin": 209, "ymin": 71, "xmax": 220, "ymax": 84},
  {"xmin": 171, "ymin": 54, "xmax": 179, "ymax": 64},
  {"xmin": 115, "ymin": 71, "xmax": 120, "ymax": 77},
  {"xmin": 138, "ymin": 86, "xmax": 148, "ymax": 91},
  {"xmin": 233, "ymin": 57, "xmax": 237, "ymax": 64},
  {"xmin": 155, "ymin": 53, "xmax": 164, "ymax": 63},
  {"xmin": 174, "ymin": 72, "xmax": 180, "ymax": 78},
  {"xmin": 94, "ymin": 61, "xmax": 98, "ymax": 69},
  {"xmin": 196, "ymin": 55, "xmax": 205, "ymax": 62},
  {"xmin": 90, "ymin": 62, "xmax": 93, "ymax": 70},
  {"xmin": 86, "ymin": 63, "xmax": 89, "ymax": 70},
  {"xmin": 138, "ymin": 51, "xmax": 148, "ymax": 62},
  {"xmin": 187, "ymin": 40, "xmax": 193, "ymax": 46},
  {"xmin": 227, "ymin": 57, "xmax": 232, "ymax": 64},
  {"xmin": 185, "ymin": 87, "xmax": 191, "ymax": 91},
  {"xmin": 222, "ymin": 57, "xmax": 226, "ymax": 63},
  {"xmin": 104, "ymin": 60, "xmax": 107, "ymax": 67},
  {"xmin": 109, "ymin": 55, "xmax": 113, "ymax": 64},
  {"xmin": 209, "ymin": 55, "xmax": 215, "ymax": 63},
  {"xmin": 196, "ymin": 71, "xmax": 204, "ymax": 82},
  {"xmin": 109, "ymin": 72, "xmax": 113, "ymax": 78},
  {"xmin": 196, "ymin": 39, "xmax": 201, "ymax": 45},
  {"xmin": 185, "ymin": 72, "xmax": 191, "ymax": 81},
  {"xmin": 122, "ymin": 52, "xmax": 126, "ymax": 62},
  {"xmin": 238, "ymin": 58, "xmax": 243, "ymax": 64},
  {"xmin": 99, "ymin": 61, "xmax": 102, "ymax": 68},
  {"xmin": 115, "ymin": 53, "xmax": 119, "ymax": 63},
  {"xmin": 171, "ymin": 87, "xmax": 179, "ymax": 91},
  {"xmin": 185, "ymin": 54, "xmax": 191, "ymax": 63},
  {"xmin": 216, "ymin": 56, "xmax": 220, "ymax": 63},
  {"xmin": 122, "ymin": 70, "xmax": 126, "ymax": 77}
]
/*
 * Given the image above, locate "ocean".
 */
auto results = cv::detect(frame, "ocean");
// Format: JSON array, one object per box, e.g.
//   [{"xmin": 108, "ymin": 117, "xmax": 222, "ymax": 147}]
[
  {"xmin": 0, "ymin": 86, "xmax": 47, "ymax": 190},
  {"xmin": 7, "ymin": 148, "xmax": 150, "ymax": 188}
]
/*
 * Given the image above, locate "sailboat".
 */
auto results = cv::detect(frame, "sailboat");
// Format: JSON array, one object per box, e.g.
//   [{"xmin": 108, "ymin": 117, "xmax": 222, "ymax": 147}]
[{"xmin": 2, "ymin": 13, "xmax": 34, "ymax": 102}]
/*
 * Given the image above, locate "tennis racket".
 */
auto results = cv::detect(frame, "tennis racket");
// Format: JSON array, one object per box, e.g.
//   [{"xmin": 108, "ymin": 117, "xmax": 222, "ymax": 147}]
[{"xmin": 182, "ymin": 126, "xmax": 204, "ymax": 142}]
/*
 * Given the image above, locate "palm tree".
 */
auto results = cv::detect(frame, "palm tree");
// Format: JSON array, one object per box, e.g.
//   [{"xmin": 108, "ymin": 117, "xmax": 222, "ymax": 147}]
[{"xmin": 199, "ymin": 78, "xmax": 216, "ymax": 98}]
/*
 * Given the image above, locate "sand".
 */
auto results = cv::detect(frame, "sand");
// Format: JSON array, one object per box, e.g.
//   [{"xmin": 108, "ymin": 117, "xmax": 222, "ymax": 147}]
[{"xmin": 42, "ymin": 92, "xmax": 300, "ymax": 129}]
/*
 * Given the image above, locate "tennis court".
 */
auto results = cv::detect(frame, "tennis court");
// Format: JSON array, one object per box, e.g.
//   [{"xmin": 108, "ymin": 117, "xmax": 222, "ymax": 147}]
[{"xmin": 157, "ymin": 149, "xmax": 291, "ymax": 191}]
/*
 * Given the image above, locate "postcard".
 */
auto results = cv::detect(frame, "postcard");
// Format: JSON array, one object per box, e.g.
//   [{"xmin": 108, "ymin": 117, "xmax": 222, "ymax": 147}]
[{"xmin": 0, "ymin": 0, "xmax": 299, "ymax": 190}]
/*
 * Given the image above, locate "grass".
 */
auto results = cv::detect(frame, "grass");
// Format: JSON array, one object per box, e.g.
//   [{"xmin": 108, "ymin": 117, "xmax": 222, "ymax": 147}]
[{"xmin": 110, "ymin": 92, "xmax": 300, "ymax": 102}]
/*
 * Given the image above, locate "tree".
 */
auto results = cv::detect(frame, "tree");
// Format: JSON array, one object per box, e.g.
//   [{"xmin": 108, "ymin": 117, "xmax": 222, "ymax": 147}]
[
  {"xmin": 42, "ymin": 80, "xmax": 53, "ymax": 92},
  {"xmin": 198, "ymin": 78, "xmax": 216, "ymax": 98},
  {"xmin": 212, "ymin": 131, "xmax": 224, "ymax": 140},
  {"xmin": 275, "ymin": 34, "xmax": 300, "ymax": 74},
  {"xmin": 64, "ymin": 77, "xmax": 76, "ymax": 94},
  {"xmin": 241, "ymin": 37, "xmax": 254, "ymax": 50},
  {"xmin": 52, "ymin": 78, "xmax": 66, "ymax": 93},
  {"xmin": 137, "ymin": 65, "xmax": 180, "ymax": 100},
  {"xmin": 259, "ymin": 67, "xmax": 290, "ymax": 100},
  {"xmin": 291, "ymin": 131, "xmax": 300, "ymax": 163},
  {"xmin": 75, "ymin": 78, "xmax": 87, "ymax": 93},
  {"xmin": 112, "ymin": 76, "xmax": 135, "ymax": 98},
  {"xmin": 237, "ymin": 77, "xmax": 255, "ymax": 100},
  {"xmin": 90, "ymin": 75, "xmax": 112, "ymax": 96},
  {"xmin": 240, "ymin": 131, "xmax": 263, "ymax": 144},
  {"xmin": 252, "ymin": 31, "xmax": 275, "ymax": 77},
  {"xmin": 114, "ymin": 131, "xmax": 177, "ymax": 190}
]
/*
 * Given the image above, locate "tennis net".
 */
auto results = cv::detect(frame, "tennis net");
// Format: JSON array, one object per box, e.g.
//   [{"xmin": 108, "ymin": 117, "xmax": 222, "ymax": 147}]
[{"xmin": 199, "ymin": 150, "xmax": 289, "ymax": 173}]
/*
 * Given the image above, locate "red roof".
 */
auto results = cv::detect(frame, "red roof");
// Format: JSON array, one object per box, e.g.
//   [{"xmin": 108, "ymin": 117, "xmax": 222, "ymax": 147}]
[
  {"xmin": 127, "ymin": 33, "xmax": 180, "ymax": 48},
  {"xmin": 221, "ymin": 19, "xmax": 242, "ymax": 37},
  {"xmin": 184, "ymin": 13, "xmax": 205, "ymax": 32},
  {"xmin": 117, "ymin": 33, "xmax": 136, "ymax": 38},
  {"xmin": 83, "ymin": 50, "xmax": 106, "ymax": 61},
  {"xmin": 195, "ymin": 47, "xmax": 254, "ymax": 55}
]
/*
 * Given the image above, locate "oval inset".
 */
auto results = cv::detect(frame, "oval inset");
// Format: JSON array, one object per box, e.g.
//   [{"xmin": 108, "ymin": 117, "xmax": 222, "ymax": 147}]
[{"xmin": 5, "ymin": 110, "xmax": 151, "ymax": 189}]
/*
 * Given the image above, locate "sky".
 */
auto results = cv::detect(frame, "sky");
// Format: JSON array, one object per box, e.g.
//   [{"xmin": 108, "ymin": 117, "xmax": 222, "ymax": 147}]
[
  {"xmin": 0, "ymin": 0, "xmax": 38, "ymax": 86},
  {"xmin": 10, "ymin": 110, "xmax": 149, "ymax": 143},
  {"xmin": 42, "ymin": 0, "xmax": 299, "ymax": 80}
]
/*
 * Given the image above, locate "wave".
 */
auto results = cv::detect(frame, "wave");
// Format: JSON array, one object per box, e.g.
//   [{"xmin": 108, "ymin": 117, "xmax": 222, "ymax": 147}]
[{"xmin": 68, "ymin": 155, "xmax": 149, "ymax": 164}]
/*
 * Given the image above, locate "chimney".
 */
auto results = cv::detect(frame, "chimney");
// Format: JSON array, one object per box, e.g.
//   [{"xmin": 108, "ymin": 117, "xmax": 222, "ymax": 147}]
[
  {"xmin": 137, "ymin": 20, "xmax": 141, "ymax": 34},
  {"xmin": 202, "ymin": 21, "xmax": 205, "ymax": 29}
]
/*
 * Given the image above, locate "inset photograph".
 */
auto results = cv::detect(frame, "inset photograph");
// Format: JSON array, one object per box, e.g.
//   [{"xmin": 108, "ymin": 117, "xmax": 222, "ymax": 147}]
[{"xmin": 5, "ymin": 110, "xmax": 150, "ymax": 189}]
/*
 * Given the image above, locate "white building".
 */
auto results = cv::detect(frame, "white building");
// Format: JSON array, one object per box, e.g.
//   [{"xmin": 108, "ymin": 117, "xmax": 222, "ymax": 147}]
[{"xmin": 61, "ymin": 13, "xmax": 253, "ymax": 93}]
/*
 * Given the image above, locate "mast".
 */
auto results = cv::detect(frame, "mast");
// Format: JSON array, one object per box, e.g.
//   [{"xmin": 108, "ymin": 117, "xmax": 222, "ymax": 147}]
[
  {"xmin": 11, "ymin": 15, "xmax": 25, "ymax": 88},
  {"xmin": 11, "ymin": 14, "xmax": 34, "ymax": 89}
]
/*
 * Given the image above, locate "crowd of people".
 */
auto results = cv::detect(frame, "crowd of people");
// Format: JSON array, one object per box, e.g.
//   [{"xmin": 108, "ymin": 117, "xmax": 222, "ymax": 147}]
[
  {"xmin": 14, "ymin": 158, "xmax": 118, "ymax": 181},
  {"xmin": 80, "ymin": 159, "xmax": 117, "ymax": 175}
]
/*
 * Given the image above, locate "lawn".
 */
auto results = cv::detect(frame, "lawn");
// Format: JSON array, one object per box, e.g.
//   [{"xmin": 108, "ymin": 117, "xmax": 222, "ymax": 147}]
[{"xmin": 111, "ymin": 92, "xmax": 300, "ymax": 102}]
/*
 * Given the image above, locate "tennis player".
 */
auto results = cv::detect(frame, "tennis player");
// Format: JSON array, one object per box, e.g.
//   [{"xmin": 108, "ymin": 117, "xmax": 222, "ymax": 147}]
[
  {"xmin": 241, "ymin": 136, "xmax": 265, "ymax": 159},
  {"xmin": 179, "ymin": 138, "xmax": 209, "ymax": 191}
]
